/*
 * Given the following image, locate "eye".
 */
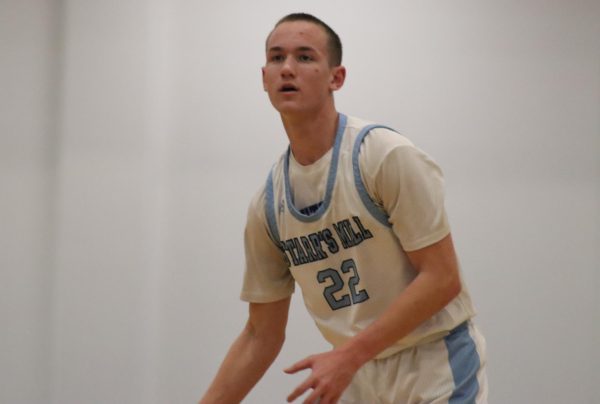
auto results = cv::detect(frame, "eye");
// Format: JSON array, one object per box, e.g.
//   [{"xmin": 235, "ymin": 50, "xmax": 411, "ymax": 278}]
[
  {"xmin": 298, "ymin": 54, "xmax": 313, "ymax": 62},
  {"xmin": 270, "ymin": 54, "xmax": 285, "ymax": 62}
]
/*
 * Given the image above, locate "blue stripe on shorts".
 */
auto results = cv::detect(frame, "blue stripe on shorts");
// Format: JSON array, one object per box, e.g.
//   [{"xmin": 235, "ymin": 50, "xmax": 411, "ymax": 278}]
[{"xmin": 444, "ymin": 322, "xmax": 481, "ymax": 404}]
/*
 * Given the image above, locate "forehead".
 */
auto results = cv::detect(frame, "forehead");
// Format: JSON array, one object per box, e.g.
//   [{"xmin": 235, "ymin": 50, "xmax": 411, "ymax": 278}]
[{"xmin": 267, "ymin": 21, "xmax": 328, "ymax": 51}]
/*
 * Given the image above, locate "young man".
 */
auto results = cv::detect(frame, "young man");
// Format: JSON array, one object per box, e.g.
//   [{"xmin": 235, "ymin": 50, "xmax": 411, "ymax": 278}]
[{"xmin": 200, "ymin": 13, "xmax": 488, "ymax": 404}]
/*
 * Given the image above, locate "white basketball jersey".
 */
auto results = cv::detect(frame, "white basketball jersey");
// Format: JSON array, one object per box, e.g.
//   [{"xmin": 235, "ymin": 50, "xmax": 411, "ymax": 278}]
[{"xmin": 264, "ymin": 114, "xmax": 475, "ymax": 358}]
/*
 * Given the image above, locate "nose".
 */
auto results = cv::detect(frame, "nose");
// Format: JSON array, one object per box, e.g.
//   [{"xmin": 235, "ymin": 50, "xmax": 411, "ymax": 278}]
[{"xmin": 280, "ymin": 55, "xmax": 295, "ymax": 78}]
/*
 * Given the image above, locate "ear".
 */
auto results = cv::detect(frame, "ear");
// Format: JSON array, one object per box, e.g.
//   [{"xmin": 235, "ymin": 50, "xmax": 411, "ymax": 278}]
[
  {"xmin": 261, "ymin": 67, "xmax": 267, "ymax": 91},
  {"xmin": 329, "ymin": 65, "xmax": 346, "ymax": 91}
]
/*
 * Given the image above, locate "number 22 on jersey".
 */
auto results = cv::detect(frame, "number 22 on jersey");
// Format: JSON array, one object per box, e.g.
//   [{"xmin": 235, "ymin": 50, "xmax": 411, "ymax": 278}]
[{"xmin": 317, "ymin": 258, "xmax": 369, "ymax": 310}]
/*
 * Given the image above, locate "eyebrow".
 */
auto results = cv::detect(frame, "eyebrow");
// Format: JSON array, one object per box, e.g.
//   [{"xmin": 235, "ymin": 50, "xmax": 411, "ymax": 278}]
[{"xmin": 267, "ymin": 46, "xmax": 317, "ymax": 53}]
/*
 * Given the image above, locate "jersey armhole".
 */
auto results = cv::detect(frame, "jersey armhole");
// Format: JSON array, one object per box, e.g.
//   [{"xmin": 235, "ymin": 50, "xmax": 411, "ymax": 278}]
[
  {"xmin": 351, "ymin": 124, "xmax": 396, "ymax": 227},
  {"xmin": 265, "ymin": 168, "xmax": 283, "ymax": 249}
]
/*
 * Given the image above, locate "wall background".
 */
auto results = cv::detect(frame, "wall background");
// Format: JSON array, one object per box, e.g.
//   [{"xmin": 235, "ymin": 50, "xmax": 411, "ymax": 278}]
[{"xmin": 1, "ymin": 0, "xmax": 598, "ymax": 403}]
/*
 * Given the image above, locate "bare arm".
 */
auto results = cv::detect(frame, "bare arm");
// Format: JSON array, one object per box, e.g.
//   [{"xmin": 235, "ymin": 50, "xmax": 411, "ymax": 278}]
[
  {"xmin": 285, "ymin": 234, "xmax": 461, "ymax": 403},
  {"xmin": 200, "ymin": 296, "xmax": 291, "ymax": 404},
  {"xmin": 339, "ymin": 233, "xmax": 461, "ymax": 363}
]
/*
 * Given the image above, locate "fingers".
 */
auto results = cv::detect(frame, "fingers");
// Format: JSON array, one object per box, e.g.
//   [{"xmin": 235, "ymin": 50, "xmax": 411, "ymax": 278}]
[
  {"xmin": 284, "ymin": 353, "xmax": 344, "ymax": 403},
  {"xmin": 287, "ymin": 376, "xmax": 314, "ymax": 402},
  {"xmin": 287, "ymin": 377, "xmax": 341, "ymax": 404},
  {"xmin": 284, "ymin": 357, "xmax": 312, "ymax": 374},
  {"xmin": 303, "ymin": 386, "xmax": 323, "ymax": 404},
  {"xmin": 302, "ymin": 388, "xmax": 341, "ymax": 404}
]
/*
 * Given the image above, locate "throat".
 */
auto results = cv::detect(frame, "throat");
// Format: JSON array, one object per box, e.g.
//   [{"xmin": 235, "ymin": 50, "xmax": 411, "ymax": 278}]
[
  {"xmin": 282, "ymin": 110, "xmax": 340, "ymax": 165},
  {"xmin": 291, "ymin": 143, "xmax": 333, "ymax": 166}
]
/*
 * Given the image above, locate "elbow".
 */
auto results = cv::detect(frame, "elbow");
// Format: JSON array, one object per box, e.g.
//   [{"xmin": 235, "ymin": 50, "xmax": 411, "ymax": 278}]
[
  {"xmin": 245, "ymin": 321, "xmax": 286, "ymax": 352},
  {"xmin": 443, "ymin": 272, "xmax": 462, "ymax": 304},
  {"xmin": 262, "ymin": 331, "xmax": 286, "ymax": 359},
  {"xmin": 275, "ymin": 331, "xmax": 286, "ymax": 350},
  {"xmin": 266, "ymin": 328, "xmax": 286, "ymax": 350}
]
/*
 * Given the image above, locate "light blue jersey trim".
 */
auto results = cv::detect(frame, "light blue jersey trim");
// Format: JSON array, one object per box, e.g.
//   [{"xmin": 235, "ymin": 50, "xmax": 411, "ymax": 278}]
[
  {"xmin": 444, "ymin": 322, "xmax": 481, "ymax": 404},
  {"xmin": 283, "ymin": 113, "xmax": 347, "ymax": 223},
  {"xmin": 351, "ymin": 124, "xmax": 396, "ymax": 227},
  {"xmin": 265, "ymin": 169, "xmax": 282, "ymax": 247}
]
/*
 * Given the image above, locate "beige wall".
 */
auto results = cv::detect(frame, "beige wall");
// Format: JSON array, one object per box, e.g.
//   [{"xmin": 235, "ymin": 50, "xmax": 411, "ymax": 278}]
[{"xmin": 1, "ymin": 1, "xmax": 598, "ymax": 403}]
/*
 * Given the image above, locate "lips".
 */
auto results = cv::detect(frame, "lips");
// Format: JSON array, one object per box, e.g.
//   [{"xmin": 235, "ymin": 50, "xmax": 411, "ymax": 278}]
[{"xmin": 279, "ymin": 83, "xmax": 299, "ymax": 92}]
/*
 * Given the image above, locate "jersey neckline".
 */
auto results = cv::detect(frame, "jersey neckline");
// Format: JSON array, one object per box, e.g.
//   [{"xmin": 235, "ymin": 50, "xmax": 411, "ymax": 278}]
[{"xmin": 283, "ymin": 113, "xmax": 347, "ymax": 222}]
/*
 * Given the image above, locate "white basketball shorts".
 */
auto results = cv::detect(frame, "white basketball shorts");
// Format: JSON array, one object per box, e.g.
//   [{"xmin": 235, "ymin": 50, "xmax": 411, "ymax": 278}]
[{"xmin": 340, "ymin": 321, "xmax": 488, "ymax": 403}]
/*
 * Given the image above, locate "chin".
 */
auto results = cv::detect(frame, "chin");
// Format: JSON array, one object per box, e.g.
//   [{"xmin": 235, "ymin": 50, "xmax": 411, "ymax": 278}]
[{"xmin": 272, "ymin": 102, "xmax": 304, "ymax": 115}]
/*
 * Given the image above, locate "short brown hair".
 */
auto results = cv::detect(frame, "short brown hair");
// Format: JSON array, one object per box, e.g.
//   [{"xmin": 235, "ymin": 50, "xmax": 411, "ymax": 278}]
[{"xmin": 267, "ymin": 13, "xmax": 343, "ymax": 67}]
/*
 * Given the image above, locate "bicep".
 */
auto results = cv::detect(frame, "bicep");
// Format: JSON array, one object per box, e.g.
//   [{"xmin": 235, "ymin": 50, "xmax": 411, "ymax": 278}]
[
  {"xmin": 247, "ymin": 296, "xmax": 291, "ymax": 339},
  {"xmin": 405, "ymin": 233, "xmax": 459, "ymax": 277}
]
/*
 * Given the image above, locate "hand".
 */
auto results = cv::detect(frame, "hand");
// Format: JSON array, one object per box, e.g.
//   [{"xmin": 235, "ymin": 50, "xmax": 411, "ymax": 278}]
[{"xmin": 284, "ymin": 348, "xmax": 362, "ymax": 404}]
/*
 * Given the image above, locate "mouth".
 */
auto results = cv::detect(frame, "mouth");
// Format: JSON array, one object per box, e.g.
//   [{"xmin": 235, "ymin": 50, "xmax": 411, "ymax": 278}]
[{"xmin": 279, "ymin": 84, "xmax": 299, "ymax": 93}]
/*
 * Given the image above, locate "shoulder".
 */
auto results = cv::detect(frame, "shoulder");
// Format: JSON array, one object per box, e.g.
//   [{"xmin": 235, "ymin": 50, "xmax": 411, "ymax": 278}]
[
  {"xmin": 346, "ymin": 115, "xmax": 422, "ymax": 176},
  {"xmin": 248, "ymin": 183, "xmax": 267, "ymax": 212},
  {"xmin": 246, "ymin": 158, "xmax": 283, "ymax": 237},
  {"xmin": 245, "ymin": 183, "xmax": 267, "ymax": 229},
  {"xmin": 346, "ymin": 115, "xmax": 415, "ymax": 154},
  {"xmin": 249, "ymin": 150, "xmax": 287, "ymax": 208}
]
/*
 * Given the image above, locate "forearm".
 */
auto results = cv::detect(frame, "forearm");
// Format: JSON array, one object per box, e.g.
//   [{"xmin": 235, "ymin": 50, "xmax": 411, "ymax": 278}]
[
  {"xmin": 200, "ymin": 324, "xmax": 284, "ymax": 404},
  {"xmin": 283, "ymin": 269, "xmax": 461, "ymax": 404},
  {"xmin": 340, "ymin": 266, "xmax": 461, "ymax": 367}
]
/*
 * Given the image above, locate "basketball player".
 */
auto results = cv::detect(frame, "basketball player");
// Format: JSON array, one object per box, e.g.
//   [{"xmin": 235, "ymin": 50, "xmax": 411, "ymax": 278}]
[{"xmin": 199, "ymin": 13, "xmax": 488, "ymax": 404}]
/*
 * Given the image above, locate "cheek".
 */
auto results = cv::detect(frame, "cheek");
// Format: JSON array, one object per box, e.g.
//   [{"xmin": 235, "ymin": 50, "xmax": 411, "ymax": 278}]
[{"xmin": 263, "ymin": 71, "xmax": 276, "ymax": 88}]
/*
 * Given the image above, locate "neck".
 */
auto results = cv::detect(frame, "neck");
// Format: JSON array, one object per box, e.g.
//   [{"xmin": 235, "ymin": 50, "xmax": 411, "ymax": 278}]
[{"xmin": 281, "ymin": 105, "xmax": 339, "ymax": 166}]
